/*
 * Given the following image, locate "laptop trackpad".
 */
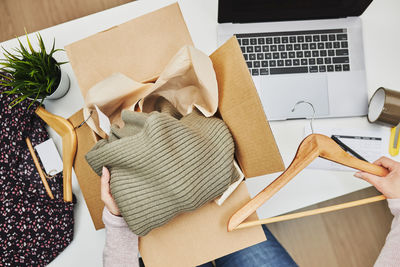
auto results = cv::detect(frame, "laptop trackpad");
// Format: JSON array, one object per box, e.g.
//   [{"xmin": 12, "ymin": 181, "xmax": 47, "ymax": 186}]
[{"xmin": 260, "ymin": 74, "xmax": 330, "ymax": 120}]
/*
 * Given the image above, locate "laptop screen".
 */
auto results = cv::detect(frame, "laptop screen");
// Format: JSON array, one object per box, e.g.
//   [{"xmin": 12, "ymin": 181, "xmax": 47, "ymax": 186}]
[{"xmin": 218, "ymin": 0, "xmax": 373, "ymax": 23}]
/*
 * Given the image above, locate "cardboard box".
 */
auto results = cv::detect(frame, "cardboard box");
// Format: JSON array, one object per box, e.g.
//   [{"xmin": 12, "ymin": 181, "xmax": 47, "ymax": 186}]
[{"xmin": 66, "ymin": 3, "xmax": 285, "ymax": 266}]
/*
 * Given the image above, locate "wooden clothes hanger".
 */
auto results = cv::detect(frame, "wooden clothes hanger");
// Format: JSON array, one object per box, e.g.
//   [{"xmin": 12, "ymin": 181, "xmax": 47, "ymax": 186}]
[
  {"xmin": 227, "ymin": 133, "xmax": 389, "ymax": 232},
  {"xmin": 35, "ymin": 106, "xmax": 76, "ymax": 202}
]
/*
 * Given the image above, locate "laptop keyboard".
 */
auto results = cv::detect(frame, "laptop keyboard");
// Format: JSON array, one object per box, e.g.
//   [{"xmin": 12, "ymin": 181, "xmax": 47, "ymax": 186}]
[{"xmin": 235, "ymin": 29, "xmax": 350, "ymax": 76}]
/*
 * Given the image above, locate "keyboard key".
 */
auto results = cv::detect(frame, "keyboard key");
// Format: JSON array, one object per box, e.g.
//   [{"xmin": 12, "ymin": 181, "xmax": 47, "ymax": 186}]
[
  {"xmin": 294, "ymin": 44, "xmax": 301, "ymax": 50},
  {"xmin": 265, "ymin": 53, "xmax": 272, "ymax": 59},
  {"xmin": 302, "ymin": 43, "xmax": 309, "ymax": 50},
  {"xmin": 247, "ymin": 46, "xmax": 254, "ymax": 53},
  {"xmin": 327, "ymin": 65, "xmax": 334, "ymax": 72},
  {"xmin": 321, "ymin": 35, "xmax": 328, "ymax": 41},
  {"xmin": 309, "ymin": 58, "xmax": 316, "ymax": 65},
  {"xmin": 343, "ymin": 64, "xmax": 350, "ymax": 71},
  {"xmin": 285, "ymin": 59, "xmax": 292, "ymax": 66},
  {"xmin": 282, "ymin": 37, "xmax": 289, "ymax": 43},
  {"xmin": 341, "ymin": 41, "xmax": 348, "ymax": 48},
  {"xmin": 337, "ymin": 34, "xmax": 347, "ymax": 40},
  {"xmin": 277, "ymin": 60, "xmax": 284, "ymax": 66},
  {"xmin": 296, "ymin": 51, "xmax": 304, "ymax": 58},
  {"xmin": 258, "ymin": 38, "xmax": 265, "ymax": 44},
  {"xmin": 319, "ymin": 65, "xmax": 327, "ymax": 72},
  {"xmin": 324, "ymin": 57, "xmax": 332, "ymax": 64},
  {"xmin": 281, "ymin": 52, "xmax": 288, "ymax": 59},
  {"xmin": 262, "ymin": 61, "xmax": 268, "ymax": 67},
  {"xmin": 290, "ymin": 36, "xmax": 296, "ymax": 43},
  {"xmin": 255, "ymin": 46, "xmax": 261, "ymax": 52},
  {"xmin": 270, "ymin": 45, "xmax": 277, "ymax": 51},
  {"xmin": 286, "ymin": 44, "xmax": 293, "ymax": 51},
  {"xmin": 274, "ymin": 37, "xmax": 281, "ymax": 44},
  {"xmin": 305, "ymin": 51, "xmax": 311, "ymax": 57},
  {"xmin": 289, "ymin": 52, "xmax": 295, "ymax": 58},
  {"xmin": 250, "ymin": 38, "xmax": 257, "ymax": 45},
  {"xmin": 252, "ymin": 69, "xmax": 259, "ymax": 75},
  {"xmin": 325, "ymin": 42, "xmax": 333, "ymax": 49},
  {"xmin": 318, "ymin": 43, "xmax": 324, "ymax": 49},
  {"xmin": 320, "ymin": 50, "xmax": 327, "ymax": 57},
  {"xmin": 309, "ymin": 66, "xmax": 318, "ymax": 73},
  {"xmin": 297, "ymin": 36, "xmax": 304, "ymax": 42},
  {"xmin": 270, "ymin": 66, "xmax": 309, "ymax": 74},
  {"xmin": 329, "ymin": 34, "xmax": 336, "ymax": 41},
  {"xmin": 313, "ymin": 35, "xmax": 320, "ymax": 42},
  {"xmin": 333, "ymin": 57, "xmax": 349, "ymax": 64},
  {"xmin": 336, "ymin": 49, "xmax": 349, "ymax": 56},
  {"xmin": 328, "ymin": 50, "xmax": 335, "ymax": 56},
  {"xmin": 305, "ymin": 35, "xmax": 312, "ymax": 42},
  {"xmin": 269, "ymin": 60, "xmax": 277, "ymax": 67},
  {"xmin": 247, "ymin": 61, "xmax": 252, "ymax": 68},
  {"xmin": 244, "ymin": 54, "xmax": 248, "ymax": 60},
  {"xmin": 237, "ymin": 39, "xmax": 242, "ymax": 45},
  {"xmin": 301, "ymin": 59, "xmax": 308, "ymax": 65},
  {"xmin": 293, "ymin": 59, "xmax": 300, "ymax": 65},
  {"xmin": 262, "ymin": 45, "xmax": 269, "ymax": 52},
  {"xmin": 278, "ymin": 45, "xmax": 285, "ymax": 51},
  {"xmin": 273, "ymin": 52, "xmax": 280, "ymax": 59},
  {"xmin": 335, "ymin": 64, "xmax": 342, "ymax": 71},
  {"xmin": 310, "ymin": 43, "xmax": 317, "ymax": 50},
  {"xmin": 242, "ymin": 39, "xmax": 249, "ymax": 45},
  {"xmin": 254, "ymin": 61, "xmax": 260, "ymax": 68},
  {"xmin": 312, "ymin": 51, "xmax": 319, "ymax": 57},
  {"xmin": 333, "ymin": 42, "xmax": 340, "ymax": 48},
  {"xmin": 266, "ymin": 37, "xmax": 273, "ymax": 44},
  {"xmin": 257, "ymin": 53, "xmax": 264, "ymax": 60},
  {"xmin": 249, "ymin": 54, "xmax": 256, "ymax": 60},
  {"xmin": 241, "ymin": 47, "xmax": 245, "ymax": 53},
  {"xmin": 317, "ymin": 58, "xmax": 324, "ymax": 64},
  {"xmin": 260, "ymin": 68, "xmax": 269, "ymax": 75}
]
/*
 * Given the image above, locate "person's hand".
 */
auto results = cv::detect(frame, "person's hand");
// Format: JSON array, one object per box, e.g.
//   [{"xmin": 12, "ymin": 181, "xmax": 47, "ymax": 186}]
[
  {"xmin": 101, "ymin": 166, "xmax": 121, "ymax": 216},
  {"xmin": 354, "ymin": 157, "xmax": 400, "ymax": 199}
]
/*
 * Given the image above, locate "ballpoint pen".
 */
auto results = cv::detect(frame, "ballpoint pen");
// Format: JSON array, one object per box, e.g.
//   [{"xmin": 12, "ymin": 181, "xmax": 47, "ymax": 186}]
[{"xmin": 331, "ymin": 135, "xmax": 368, "ymax": 162}]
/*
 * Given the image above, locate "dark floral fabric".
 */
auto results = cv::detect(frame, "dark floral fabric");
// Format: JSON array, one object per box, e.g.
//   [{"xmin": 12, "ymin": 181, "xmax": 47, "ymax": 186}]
[{"xmin": 0, "ymin": 74, "xmax": 75, "ymax": 266}]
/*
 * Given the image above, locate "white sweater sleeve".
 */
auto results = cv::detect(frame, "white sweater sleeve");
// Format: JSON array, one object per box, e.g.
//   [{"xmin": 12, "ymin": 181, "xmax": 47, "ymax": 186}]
[{"xmin": 102, "ymin": 208, "xmax": 139, "ymax": 267}]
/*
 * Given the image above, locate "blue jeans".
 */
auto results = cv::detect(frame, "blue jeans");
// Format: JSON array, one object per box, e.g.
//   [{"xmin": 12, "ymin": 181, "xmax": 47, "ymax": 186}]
[{"xmin": 197, "ymin": 225, "xmax": 297, "ymax": 267}]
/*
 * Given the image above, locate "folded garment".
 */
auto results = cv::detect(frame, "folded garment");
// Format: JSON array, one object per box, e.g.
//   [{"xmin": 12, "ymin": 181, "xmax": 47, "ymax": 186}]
[{"xmin": 86, "ymin": 98, "xmax": 240, "ymax": 236}]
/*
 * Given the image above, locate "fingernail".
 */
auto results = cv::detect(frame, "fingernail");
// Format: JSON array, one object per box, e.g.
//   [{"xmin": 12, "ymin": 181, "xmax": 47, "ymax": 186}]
[
  {"xmin": 102, "ymin": 166, "xmax": 106, "ymax": 175},
  {"xmin": 354, "ymin": 173, "xmax": 361, "ymax": 178}
]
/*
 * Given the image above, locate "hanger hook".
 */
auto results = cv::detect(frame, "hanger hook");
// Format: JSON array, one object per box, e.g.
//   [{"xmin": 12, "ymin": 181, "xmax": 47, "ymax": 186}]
[{"xmin": 291, "ymin": 101, "xmax": 315, "ymax": 133}]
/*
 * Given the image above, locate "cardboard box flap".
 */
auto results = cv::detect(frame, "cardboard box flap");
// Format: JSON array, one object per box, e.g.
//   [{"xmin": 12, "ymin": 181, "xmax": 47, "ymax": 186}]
[
  {"xmin": 140, "ymin": 183, "xmax": 266, "ymax": 267},
  {"xmin": 210, "ymin": 37, "xmax": 284, "ymax": 178},
  {"xmin": 65, "ymin": 3, "xmax": 194, "ymax": 98}
]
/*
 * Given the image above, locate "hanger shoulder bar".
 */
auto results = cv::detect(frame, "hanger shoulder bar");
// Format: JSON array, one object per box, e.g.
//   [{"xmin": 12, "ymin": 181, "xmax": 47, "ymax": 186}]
[
  {"xmin": 316, "ymin": 134, "xmax": 389, "ymax": 176},
  {"xmin": 35, "ymin": 106, "xmax": 76, "ymax": 202},
  {"xmin": 227, "ymin": 135, "xmax": 320, "ymax": 231}
]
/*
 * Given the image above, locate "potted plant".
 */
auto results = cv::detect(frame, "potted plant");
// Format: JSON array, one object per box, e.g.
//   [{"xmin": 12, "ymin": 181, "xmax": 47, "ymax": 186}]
[{"xmin": 0, "ymin": 33, "xmax": 69, "ymax": 108}]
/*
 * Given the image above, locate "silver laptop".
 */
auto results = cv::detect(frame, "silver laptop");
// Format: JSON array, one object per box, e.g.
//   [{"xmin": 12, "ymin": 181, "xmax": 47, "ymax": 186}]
[{"xmin": 217, "ymin": 0, "xmax": 372, "ymax": 120}]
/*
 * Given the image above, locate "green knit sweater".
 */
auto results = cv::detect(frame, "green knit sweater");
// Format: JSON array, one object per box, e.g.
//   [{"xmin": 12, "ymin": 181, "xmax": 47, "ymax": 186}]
[{"xmin": 86, "ymin": 98, "xmax": 239, "ymax": 236}]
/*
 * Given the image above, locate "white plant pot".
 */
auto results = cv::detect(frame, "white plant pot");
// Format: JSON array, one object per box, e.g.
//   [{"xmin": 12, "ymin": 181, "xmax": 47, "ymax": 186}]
[{"xmin": 46, "ymin": 69, "xmax": 70, "ymax": 100}]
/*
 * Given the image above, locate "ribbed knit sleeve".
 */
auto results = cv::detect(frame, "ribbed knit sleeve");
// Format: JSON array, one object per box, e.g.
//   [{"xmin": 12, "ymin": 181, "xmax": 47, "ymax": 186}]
[
  {"xmin": 375, "ymin": 198, "xmax": 400, "ymax": 267},
  {"xmin": 103, "ymin": 208, "xmax": 139, "ymax": 267}
]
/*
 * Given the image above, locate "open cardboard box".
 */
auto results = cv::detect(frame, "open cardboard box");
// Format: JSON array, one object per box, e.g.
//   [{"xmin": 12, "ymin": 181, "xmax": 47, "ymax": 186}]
[{"xmin": 66, "ymin": 3, "xmax": 284, "ymax": 267}]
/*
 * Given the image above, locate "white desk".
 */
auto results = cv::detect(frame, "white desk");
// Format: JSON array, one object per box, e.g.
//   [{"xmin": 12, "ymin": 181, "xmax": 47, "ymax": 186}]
[{"xmin": 1, "ymin": 0, "xmax": 400, "ymax": 265}]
